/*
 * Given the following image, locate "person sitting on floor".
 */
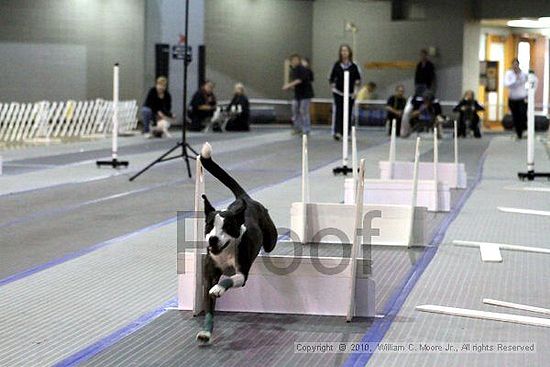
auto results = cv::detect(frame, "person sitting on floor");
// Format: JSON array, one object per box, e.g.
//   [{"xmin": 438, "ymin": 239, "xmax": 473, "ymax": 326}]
[
  {"xmin": 453, "ymin": 90, "xmax": 484, "ymax": 138},
  {"xmin": 188, "ymin": 80, "xmax": 217, "ymax": 132},
  {"xmin": 141, "ymin": 76, "xmax": 174, "ymax": 136},
  {"xmin": 410, "ymin": 90, "xmax": 444, "ymax": 137},
  {"xmin": 385, "ymin": 84, "xmax": 407, "ymax": 136},
  {"xmin": 225, "ymin": 83, "xmax": 250, "ymax": 132}
]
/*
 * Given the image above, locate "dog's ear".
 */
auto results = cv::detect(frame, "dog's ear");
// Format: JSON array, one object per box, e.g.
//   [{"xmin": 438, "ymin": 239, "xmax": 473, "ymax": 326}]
[
  {"xmin": 202, "ymin": 194, "xmax": 215, "ymax": 216},
  {"xmin": 232, "ymin": 199, "xmax": 247, "ymax": 225}
]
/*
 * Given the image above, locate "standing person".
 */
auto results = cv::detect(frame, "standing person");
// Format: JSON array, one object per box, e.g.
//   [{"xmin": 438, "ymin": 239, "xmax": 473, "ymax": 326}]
[
  {"xmin": 225, "ymin": 83, "xmax": 250, "ymax": 132},
  {"xmin": 329, "ymin": 44, "xmax": 362, "ymax": 141},
  {"xmin": 188, "ymin": 80, "xmax": 217, "ymax": 132},
  {"xmin": 414, "ymin": 49, "xmax": 435, "ymax": 95},
  {"xmin": 453, "ymin": 90, "xmax": 484, "ymax": 138},
  {"xmin": 504, "ymin": 58, "xmax": 528, "ymax": 139},
  {"xmin": 282, "ymin": 54, "xmax": 314, "ymax": 135},
  {"xmin": 142, "ymin": 76, "xmax": 173, "ymax": 135},
  {"xmin": 385, "ymin": 85, "xmax": 407, "ymax": 136}
]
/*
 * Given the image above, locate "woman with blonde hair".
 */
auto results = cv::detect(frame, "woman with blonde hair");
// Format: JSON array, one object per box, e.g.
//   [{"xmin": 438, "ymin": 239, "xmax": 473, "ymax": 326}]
[
  {"xmin": 142, "ymin": 76, "xmax": 174, "ymax": 135},
  {"xmin": 225, "ymin": 83, "xmax": 250, "ymax": 131}
]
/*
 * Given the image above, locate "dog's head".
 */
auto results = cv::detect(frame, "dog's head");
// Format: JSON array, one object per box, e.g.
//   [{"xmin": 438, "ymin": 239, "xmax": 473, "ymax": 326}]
[{"xmin": 202, "ymin": 194, "xmax": 246, "ymax": 255}]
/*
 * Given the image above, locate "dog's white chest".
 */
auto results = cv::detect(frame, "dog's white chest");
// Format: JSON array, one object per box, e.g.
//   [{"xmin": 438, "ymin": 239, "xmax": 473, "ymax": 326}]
[{"xmin": 210, "ymin": 246, "xmax": 238, "ymax": 271}]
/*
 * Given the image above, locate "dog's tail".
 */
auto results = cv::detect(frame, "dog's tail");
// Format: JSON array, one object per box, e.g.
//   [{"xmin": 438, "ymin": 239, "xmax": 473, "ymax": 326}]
[{"xmin": 200, "ymin": 142, "xmax": 247, "ymax": 198}]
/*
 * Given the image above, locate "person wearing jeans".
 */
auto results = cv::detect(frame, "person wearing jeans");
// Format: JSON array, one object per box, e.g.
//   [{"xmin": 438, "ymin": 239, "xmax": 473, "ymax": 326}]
[
  {"xmin": 283, "ymin": 54, "xmax": 314, "ymax": 135},
  {"xmin": 291, "ymin": 98, "xmax": 311, "ymax": 134}
]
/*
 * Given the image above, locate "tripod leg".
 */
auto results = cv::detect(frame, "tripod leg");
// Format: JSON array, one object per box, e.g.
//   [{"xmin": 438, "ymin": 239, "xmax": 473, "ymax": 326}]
[
  {"xmin": 184, "ymin": 152, "xmax": 192, "ymax": 178},
  {"xmin": 187, "ymin": 144, "xmax": 199, "ymax": 156},
  {"xmin": 129, "ymin": 143, "xmax": 182, "ymax": 181}
]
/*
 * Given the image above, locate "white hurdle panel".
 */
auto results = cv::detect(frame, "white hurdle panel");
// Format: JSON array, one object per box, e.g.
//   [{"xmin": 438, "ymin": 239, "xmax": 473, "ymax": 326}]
[
  {"xmin": 291, "ymin": 133, "xmax": 427, "ymax": 247},
  {"xmin": 379, "ymin": 120, "xmax": 467, "ymax": 189},
  {"xmin": 0, "ymin": 99, "xmax": 138, "ymax": 143},
  {"xmin": 177, "ymin": 155, "xmax": 375, "ymax": 319},
  {"xmin": 345, "ymin": 128, "xmax": 451, "ymax": 212}
]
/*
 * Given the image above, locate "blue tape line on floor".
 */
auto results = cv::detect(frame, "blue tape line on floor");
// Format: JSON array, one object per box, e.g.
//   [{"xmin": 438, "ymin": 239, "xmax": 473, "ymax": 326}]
[
  {"xmin": 52, "ymin": 298, "xmax": 178, "ymax": 367},
  {"xmin": 0, "ymin": 217, "xmax": 177, "ymax": 287}
]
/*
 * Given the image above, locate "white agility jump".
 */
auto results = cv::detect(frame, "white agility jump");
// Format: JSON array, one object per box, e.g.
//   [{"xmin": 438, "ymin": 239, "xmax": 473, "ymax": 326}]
[
  {"xmin": 290, "ymin": 134, "xmax": 427, "ymax": 247},
  {"xmin": 344, "ymin": 127, "xmax": 451, "ymax": 212},
  {"xmin": 379, "ymin": 119, "xmax": 467, "ymax": 189},
  {"xmin": 0, "ymin": 98, "xmax": 138, "ymax": 143},
  {"xmin": 177, "ymin": 154, "xmax": 375, "ymax": 319}
]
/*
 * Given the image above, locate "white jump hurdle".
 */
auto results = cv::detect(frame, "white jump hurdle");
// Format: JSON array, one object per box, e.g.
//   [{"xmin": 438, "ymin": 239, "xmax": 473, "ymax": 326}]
[
  {"xmin": 379, "ymin": 120, "xmax": 467, "ymax": 189},
  {"xmin": 177, "ymin": 154, "xmax": 375, "ymax": 319},
  {"xmin": 291, "ymin": 135, "xmax": 427, "ymax": 247},
  {"xmin": 344, "ymin": 127, "xmax": 451, "ymax": 212}
]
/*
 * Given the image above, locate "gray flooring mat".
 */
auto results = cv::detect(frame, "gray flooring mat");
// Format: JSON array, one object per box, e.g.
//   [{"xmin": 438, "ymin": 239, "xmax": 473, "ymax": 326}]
[
  {"xmin": 1, "ymin": 129, "xmax": 281, "ymax": 175},
  {"xmin": 79, "ymin": 135, "xmax": 489, "ymax": 367},
  {"xmin": 0, "ymin": 130, "xmax": 384, "ymax": 279},
  {"xmin": 366, "ymin": 136, "xmax": 550, "ymax": 367}
]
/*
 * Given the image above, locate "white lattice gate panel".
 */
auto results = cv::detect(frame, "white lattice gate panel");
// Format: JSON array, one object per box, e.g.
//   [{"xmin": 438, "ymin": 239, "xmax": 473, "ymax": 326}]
[{"xmin": 0, "ymin": 99, "xmax": 138, "ymax": 142}]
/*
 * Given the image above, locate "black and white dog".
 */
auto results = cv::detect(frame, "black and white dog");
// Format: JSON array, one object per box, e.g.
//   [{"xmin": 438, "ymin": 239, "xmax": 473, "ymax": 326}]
[{"xmin": 196, "ymin": 142, "xmax": 278, "ymax": 344}]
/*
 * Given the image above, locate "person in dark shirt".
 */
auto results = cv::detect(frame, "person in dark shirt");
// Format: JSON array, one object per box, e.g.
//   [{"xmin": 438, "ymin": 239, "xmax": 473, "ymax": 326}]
[
  {"xmin": 283, "ymin": 54, "xmax": 315, "ymax": 135},
  {"xmin": 385, "ymin": 85, "xmax": 407, "ymax": 136},
  {"xmin": 414, "ymin": 49, "xmax": 436, "ymax": 95},
  {"xmin": 142, "ymin": 76, "xmax": 173, "ymax": 134},
  {"xmin": 225, "ymin": 83, "xmax": 250, "ymax": 132},
  {"xmin": 188, "ymin": 80, "xmax": 217, "ymax": 132},
  {"xmin": 411, "ymin": 90, "xmax": 443, "ymax": 136},
  {"xmin": 329, "ymin": 44, "xmax": 362, "ymax": 140},
  {"xmin": 302, "ymin": 57, "xmax": 314, "ymax": 85},
  {"xmin": 453, "ymin": 90, "xmax": 484, "ymax": 138}
]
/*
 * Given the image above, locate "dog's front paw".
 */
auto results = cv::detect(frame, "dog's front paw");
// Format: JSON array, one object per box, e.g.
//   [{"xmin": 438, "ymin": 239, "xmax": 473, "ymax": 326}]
[
  {"xmin": 209, "ymin": 284, "xmax": 226, "ymax": 298},
  {"xmin": 196, "ymin": 330, "xmax": 212, "ymax": 344}
]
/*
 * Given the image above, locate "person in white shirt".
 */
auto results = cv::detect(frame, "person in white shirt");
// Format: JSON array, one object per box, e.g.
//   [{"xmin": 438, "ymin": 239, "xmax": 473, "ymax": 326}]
[{"xmin": 504, "ymin": 58, "xmax": 528, "ymax": 139}]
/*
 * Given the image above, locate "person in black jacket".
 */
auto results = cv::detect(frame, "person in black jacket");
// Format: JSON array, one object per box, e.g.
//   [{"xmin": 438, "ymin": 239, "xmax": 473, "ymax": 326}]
[
  {"xmin": 414, "ymin": 49, "xmax": 436, "ymax": 95},
  {"xmin": 283, "ymin": 54, "xmax": 315, "ymax": 135},
  {"xmin": 329, "ymin": 44, "xmax": 362, "ymax": 141},
  {"xmin": 188, "ymin": 80, "xmax": 217, "ymax": 131},
  {"xmin": 142, "ymin": 76, "xmax": 173, "ymax": 134},
  {"xmin": 225, "ymin": 83, "xmax": 250, "ymax": 132},
  {"xmin": 453, "ymin": 90, "xmax": 484, "ymax": 138},
  {"xmin": 411, "ymin": 90, "xmax": 443, "ymax": 137},
  {"xmin": 385, "ymin": 85, "xmax": 407, "ymax": 136}
]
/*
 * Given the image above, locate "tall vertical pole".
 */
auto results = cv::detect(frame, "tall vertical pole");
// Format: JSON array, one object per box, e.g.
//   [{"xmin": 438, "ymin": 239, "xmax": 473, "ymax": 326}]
[
  {"xmin": 347, "ymin": 158, "xmax": 365, "ymax": 322},
  {"xmin": 112, "ymin": 64, "xmax": 119, "ymax": 161},
  {"xmin": 193, "ymin": 155, "xmax": 204, "ymax": 315},
  {"xmin": 389, "ymin": 119, "xmax": 397, "ymax": 179},
  {"xmin": 96, "ymin": 64, "xmax": 128, "ymax": 168},
  {"xmin": 302, "ymin": 134, "xmax": 310, "ymax": 203},
  {"xmin": 301, "ymin": 134, "xmax": 309, "ymax": 244},
  {"xmin": 518, "ymin": 72, "xmax": 550, "ymax": 180},
  {"xmin": 182, "ymin": 0, "xmax": 190, "ymax": 157},
  {"xmin": 433, "ymin": 127, "xmax": 439, "ymax": 211},
  {"xmin": 526, "ymin": 72, "xmax": 535, "ymax": 173},
  {"xmin": 352, "ymin": 126, "xmax": 358, "ymax": 185},
  {"xmin": 454, "ymin": 120, "xmax": 459, "ymax": 186},
  {"xmin": 409, "ymin": 137, "xmax": 421, "ymax": 246},
  {"xmin": 343, "ymin": 71, "xmax": 350, "ymax": 167}
]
